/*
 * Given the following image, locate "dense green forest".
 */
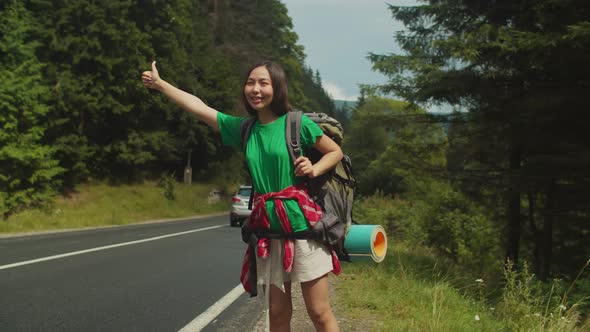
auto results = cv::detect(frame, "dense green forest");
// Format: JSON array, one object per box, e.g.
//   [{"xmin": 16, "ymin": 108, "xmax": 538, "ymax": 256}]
[
  {"xmin": 0, "ymin": 0, "xmax": 335, "ymax": 219},
  {"xmin": 345, "ymin": 0, "xmax": 589, "ymax": 307},
  {"xmin": 1, "ymin": 0, "xmax": 589, "ymax": 317}
]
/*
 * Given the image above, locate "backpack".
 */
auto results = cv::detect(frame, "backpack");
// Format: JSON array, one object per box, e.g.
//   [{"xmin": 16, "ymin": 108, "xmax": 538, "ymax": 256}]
[{"xmin": 239, "ymin": 110, "xmax": 357, "ymax": 261}]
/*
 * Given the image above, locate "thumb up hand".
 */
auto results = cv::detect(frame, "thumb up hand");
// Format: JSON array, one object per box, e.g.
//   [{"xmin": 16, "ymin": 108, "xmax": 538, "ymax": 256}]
[{"xmin": 141, "ymin": 61, "xmax": 161, "ymax": 89}]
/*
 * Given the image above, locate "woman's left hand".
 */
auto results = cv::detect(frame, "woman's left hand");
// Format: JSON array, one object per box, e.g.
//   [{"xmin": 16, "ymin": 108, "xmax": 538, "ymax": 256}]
[{"xmin": 294, "ymin": 156, "xmax": 316, "ymax": 178}]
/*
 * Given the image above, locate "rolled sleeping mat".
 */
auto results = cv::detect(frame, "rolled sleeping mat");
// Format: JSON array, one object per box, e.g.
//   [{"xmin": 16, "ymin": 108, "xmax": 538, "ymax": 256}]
[{"xmin": 343, "ymin": 224, "xmax": 387, "ymax": 263}]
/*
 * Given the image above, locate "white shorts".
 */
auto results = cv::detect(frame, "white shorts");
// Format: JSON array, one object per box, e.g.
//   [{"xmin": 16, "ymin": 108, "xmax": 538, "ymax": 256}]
[{"xmin": 256, "ymin": 239, "xmax": 333, "ymax": 292}]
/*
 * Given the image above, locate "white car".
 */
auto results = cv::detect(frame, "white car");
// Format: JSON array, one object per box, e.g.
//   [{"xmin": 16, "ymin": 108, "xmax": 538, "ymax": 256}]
[{"xmin": 230, "ymin": 185, "xmax": 252, "ymax": 227}]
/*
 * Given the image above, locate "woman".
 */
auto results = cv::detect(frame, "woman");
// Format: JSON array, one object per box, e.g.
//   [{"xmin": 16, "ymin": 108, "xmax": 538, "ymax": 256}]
[{"xmin": 142, "ymin": 60, "xmax": 342, "ymax": 332}]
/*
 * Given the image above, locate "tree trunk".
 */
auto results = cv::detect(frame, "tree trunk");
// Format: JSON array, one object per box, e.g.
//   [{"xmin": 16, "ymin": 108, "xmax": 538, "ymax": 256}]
[
  {"xmin": 528, "ymin": 191, "xmax": 543, "ymax": 277},
  {"xmin": 505, "ymin": 143, "xmax": 522, "ymax": 267},
  {"xmin": 539, "ymin": 181, "xmax": 555, "ymax": 280}
]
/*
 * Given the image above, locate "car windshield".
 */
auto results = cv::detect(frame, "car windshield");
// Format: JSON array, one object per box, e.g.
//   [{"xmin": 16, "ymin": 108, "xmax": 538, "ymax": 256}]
[{"xmin": 238, "ymin": 187, "xmax": 251, "ymax": 196}]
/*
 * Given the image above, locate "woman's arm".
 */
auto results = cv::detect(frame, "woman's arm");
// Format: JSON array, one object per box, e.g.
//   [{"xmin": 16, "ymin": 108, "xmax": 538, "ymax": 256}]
[
  {"xmin": 142, "ymin": 61, "xmax": 219, "ymax": 131},
  {"xmin": 294, "ymin": 135, "xmax": 343, "ymax": 178}
]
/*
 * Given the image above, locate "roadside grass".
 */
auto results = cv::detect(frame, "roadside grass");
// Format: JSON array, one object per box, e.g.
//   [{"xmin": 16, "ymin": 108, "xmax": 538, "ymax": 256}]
[
  {"xmin": 335, "ymin": 243, "xmax": 506, "ymax": 331},
  {"xmin": 335, "ymin": 243, "xmax": 589, "ymax": 331},
  {"xmin": 496, "ymin": 260, "xmax": 589, "ymax": 332},
  {"xmin": 0, "ymin": 181, "xmax": 229, "ymax": 234}
]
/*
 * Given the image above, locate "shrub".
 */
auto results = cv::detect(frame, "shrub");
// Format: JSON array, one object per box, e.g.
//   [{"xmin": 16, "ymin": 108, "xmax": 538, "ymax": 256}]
[
  {"xmin": 353, "ymin": 192, "xmax": 428, "ymax": 245},
  {"xmin": 157, "ymin": 172, "xmax": 176, "ymax": 201},
  {"xmin": 496, "ymin": 261, "xmax": 586, "ymax": 331},
  {"xmin": 355, "ymin": 178, "xmax": 502, "ymax": 274},
  {"xmin": 421, "ymin": 180, "xmax": 501, "ymax": 272}
]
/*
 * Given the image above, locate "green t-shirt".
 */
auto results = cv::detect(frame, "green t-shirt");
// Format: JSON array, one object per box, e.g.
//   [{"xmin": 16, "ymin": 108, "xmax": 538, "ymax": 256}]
[{"xmin": 217, "ymin": 112, "xmax": 324, "ymax": 232}]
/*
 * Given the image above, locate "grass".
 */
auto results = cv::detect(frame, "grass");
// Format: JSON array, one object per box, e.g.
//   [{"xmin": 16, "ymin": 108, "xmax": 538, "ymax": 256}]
[
  {"xmin": 336, "ymin": 244, "xmax": 506, "ymax": 331},
  {"xmin": 0, "ymin": 181, "xmax": 229, "ymax": 234},
  {"xmin": 335, "ymin": 243, "xmax": 589, "ymax": 331},
  {"xmin": 495, "ymin": 260, "xmax": 589, "ymax": 332}
]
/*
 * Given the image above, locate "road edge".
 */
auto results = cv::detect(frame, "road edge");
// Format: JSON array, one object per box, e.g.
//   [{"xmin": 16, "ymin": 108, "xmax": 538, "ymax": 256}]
[{"xmin": 0, "ymin": 212, "xmax": 228, "ymax": 239}]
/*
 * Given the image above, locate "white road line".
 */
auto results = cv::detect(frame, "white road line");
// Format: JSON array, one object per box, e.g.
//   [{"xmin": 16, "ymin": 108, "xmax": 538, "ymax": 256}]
[
  {"xmin": 0, "ymin": 225, "xmax": 225, "ymax": 271},
  {"xmin": 178, "ymin": 284, "xmax": 245, "ymax": 332}
]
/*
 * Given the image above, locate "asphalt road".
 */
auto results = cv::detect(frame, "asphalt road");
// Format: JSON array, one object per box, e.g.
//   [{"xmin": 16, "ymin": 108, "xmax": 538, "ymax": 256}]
[{"xmin": 0, "ymin": 214, "xmax": 266, "ymax": 332}]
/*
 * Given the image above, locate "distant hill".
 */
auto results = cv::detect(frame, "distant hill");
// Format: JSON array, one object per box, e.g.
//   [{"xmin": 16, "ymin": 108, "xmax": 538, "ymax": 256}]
[
  {"xmin": 333, "ymin": 99, "xmax": 357, "ymax": 110},
  {"xmin": 331, "ymin": 99, "xmax": 356, "ymax": 124}
]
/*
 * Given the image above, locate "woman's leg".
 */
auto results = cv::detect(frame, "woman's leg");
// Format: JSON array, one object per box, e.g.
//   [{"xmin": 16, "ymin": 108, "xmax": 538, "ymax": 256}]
[
  {"xmin": 268, "ymin": 282, "xmax": 292, "ymax": 332},
  {"xmin": 301, "ymin": 274, "xmax": 339, "ymax": 332}
]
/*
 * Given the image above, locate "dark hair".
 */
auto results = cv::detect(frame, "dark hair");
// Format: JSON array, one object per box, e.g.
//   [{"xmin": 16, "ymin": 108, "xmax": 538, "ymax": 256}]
[{"xmin": 240, "ymin": 61, "xmax": 293, "ymax": 116}]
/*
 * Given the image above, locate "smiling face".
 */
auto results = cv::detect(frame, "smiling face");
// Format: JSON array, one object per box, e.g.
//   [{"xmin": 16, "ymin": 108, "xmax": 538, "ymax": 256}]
[{"xmin": 243, "ymin": 66, "xmax": 274, "ymax": 113}]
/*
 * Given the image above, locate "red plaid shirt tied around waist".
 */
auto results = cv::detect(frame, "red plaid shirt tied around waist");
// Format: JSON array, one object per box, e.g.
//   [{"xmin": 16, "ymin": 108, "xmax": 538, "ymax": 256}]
[{"xmin": 240, "ymin": 184, "xmax": 342, "ymax": 296}]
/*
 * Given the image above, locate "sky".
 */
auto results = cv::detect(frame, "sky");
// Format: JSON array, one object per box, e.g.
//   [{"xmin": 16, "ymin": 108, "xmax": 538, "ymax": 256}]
[{"xmin": 281, "ymin": 0, "xmax": 419, "ymax": 101}]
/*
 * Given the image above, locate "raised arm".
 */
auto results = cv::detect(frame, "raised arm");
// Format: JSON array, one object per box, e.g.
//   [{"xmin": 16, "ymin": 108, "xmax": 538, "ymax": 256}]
[{"xmin": 141, "ymin": 61, "xmax": 219, "ymax": 131}]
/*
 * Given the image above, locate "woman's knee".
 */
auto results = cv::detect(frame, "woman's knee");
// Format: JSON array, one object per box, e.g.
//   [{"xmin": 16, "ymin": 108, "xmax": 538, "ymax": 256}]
[
  {"xmin": 306, "ymin": 303, "xmax": 333, "ymax": 324},
  {"xmin": 269, "ymin": 301, "xmax": 292, "ymax": 321}
]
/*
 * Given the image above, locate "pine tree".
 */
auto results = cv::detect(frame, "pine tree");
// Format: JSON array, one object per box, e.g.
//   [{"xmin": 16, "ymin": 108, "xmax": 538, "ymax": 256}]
[
  {"xmin": 372, "ymin": 0, "xmax": 590, "ymax": 278},
  {"xmin": 0, "ymin": 1, "xmax": 63, "ymax": 219}
]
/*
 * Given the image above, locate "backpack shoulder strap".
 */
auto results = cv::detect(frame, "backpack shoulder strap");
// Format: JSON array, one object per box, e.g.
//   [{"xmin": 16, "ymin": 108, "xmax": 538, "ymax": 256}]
[
  {"xmin": 240, "ymin": 117, "xmax": 257, "ymax": 152},
  {"xmin": 286, "ymin": 110, "xmax": 303, "ymax": 162}
]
